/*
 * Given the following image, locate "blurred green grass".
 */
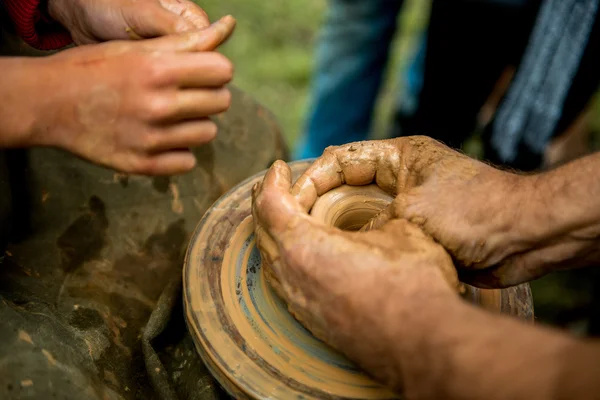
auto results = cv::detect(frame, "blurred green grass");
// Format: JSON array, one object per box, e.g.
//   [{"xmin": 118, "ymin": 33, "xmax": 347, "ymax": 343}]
[{"xmin": 202, "ymin": 0, "xmax": 430, "ymax": 150}]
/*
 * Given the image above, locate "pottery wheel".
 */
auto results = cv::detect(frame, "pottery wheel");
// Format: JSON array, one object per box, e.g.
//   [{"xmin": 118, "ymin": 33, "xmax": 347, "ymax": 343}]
[{"xmin": 183, "ymin": 160, "xmax": 534, "ymax": 400}]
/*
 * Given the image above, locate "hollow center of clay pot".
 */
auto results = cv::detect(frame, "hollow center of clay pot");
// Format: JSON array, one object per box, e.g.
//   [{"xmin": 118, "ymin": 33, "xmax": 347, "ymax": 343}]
[
  {"xmin": 330, "ymin": 203, "xmax": 383, "ymax": 231},
  {"xmin": 309, "ymin": 185, "xmax": 395, "ymax": 232}
]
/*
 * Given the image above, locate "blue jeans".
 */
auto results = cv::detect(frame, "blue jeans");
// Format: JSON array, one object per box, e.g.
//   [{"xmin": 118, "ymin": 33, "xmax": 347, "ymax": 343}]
[
  {"xmin": 294, "ymin": 0, "xmax": 536, "ymax": 160},
  {"xmin": 294, "ymin": 0, "xmax": 405, "ymax": 160}
]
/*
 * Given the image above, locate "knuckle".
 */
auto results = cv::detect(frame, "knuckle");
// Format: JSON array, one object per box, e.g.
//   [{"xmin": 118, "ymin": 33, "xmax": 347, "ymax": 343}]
[
  {"xmin": 260, "ymin": 189, "xmax": 280, "ymax": 211},
  {"xmin": 144, "ymin": 61, "xmax": 163, "ymax": 83},
  {"xmin": 143, "ymin": 95, "xmax": 173, "ymax": 121},
  {"xmin": 322, "ymin": 145, "xmax": 342, "ymax": 158},
  {"xmin": 255, "ymin": 192, "xmax": 271, "ymax": 212},
  {"xmin": 174, "ymin": 18, "xmax": 195, "ymax": 33},
  {"xmin": 136, "ymin": 55, "xmax": 166, "ymax": 85},
  {"xmin": 141, "ymin": 132, "xmax": 161, "ymax": 151},
  {"xmin": 396, "ymin": 135, "xmax": 435, "ymax": 148},
  {"xmin": 148, "ymin": 65, "xmax": 170, "ymax": 87}
]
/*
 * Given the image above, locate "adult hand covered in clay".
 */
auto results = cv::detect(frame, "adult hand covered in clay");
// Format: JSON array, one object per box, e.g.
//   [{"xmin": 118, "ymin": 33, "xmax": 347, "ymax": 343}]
[
  {"xmin": 0, "ymin": 17, "xmax": 235, "ymax": 175},
  {"xmin": 48, "ymin": 0, "xmax": 213, "ymax": 44},
  {"xmin": 254, "ymin": 141, "xmax": 600, "ymax": 400},
  {"xmin": 252, "ymin": 160, "xmax": 461, "ymax": 389},
  {"xmin": 292, "ymin": 136, "xmax": 590, "ymax": 288}
]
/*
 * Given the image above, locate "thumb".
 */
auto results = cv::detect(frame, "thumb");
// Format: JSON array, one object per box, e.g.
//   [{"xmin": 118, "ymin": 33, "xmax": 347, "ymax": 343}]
[
  {"xmin": 158, "ymin": 0, "xmax": 211, "ymax": 30},
  {"xmin": 252, "ymin": 160, "xmax": 306, "ymax": 236},
  {"xmin": 125, "ymin": 3, "xmax": 196, "ymax": 39},
  {"xmin": 141, "ymin": 15, "xmax": 236, "ymax": 52}
]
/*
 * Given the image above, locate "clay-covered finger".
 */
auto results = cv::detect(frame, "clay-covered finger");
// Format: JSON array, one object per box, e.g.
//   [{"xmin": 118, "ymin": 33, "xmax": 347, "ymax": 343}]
[
  {"xmin": 263, "ymin": 160, "xmax": 293, "ymax": 193},
  {"xmin": 292, "ymin": 141, "xmax": 401, "ymax": 211},
  {"xmin": 142, "ymin": 15, "xmax": 236, "ymax": 53},
  {"xmin": 252, "ymin": 161, "xmax": 304, "ymax": 235}
]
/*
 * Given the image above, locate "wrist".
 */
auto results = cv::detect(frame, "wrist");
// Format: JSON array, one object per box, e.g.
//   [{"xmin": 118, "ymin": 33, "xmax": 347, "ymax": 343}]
[
  {"xmin": 505, "ymin": 168, "xmax": 593, "ymax": 248},
  {"xmin": 476, "ymin": 169, "xmax": 541, "ymax": 264},
  {"xmin": 517, "ymin": 157, "xmax": 600, "ymax": 264},
  {"xmin": 27, "ymin": 55, "xmax": 73, "ymax": 149},
  {"xmin": 0, "ymin": 58, "xmax": 49, "ymax": 148},
  {"xmin": 0, "ymin": 55, "xmax": 71, "ymax": 149}
]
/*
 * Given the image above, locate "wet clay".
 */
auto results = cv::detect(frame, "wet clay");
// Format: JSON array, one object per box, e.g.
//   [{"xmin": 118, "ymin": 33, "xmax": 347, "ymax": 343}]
[
  {"xmin": 311, "ymin": 185, "xmax": 395, "ymax": 231},
  {"xmin": 264, "ymin": 184, "xmax": 395, "ymax": 305},
  {"xmin": 184, "ymin": 163, "xmax": 534, "ymax": 400}
]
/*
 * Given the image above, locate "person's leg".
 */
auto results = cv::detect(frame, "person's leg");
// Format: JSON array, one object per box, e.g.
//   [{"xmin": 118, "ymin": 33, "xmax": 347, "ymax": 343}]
[
  {"xmin": 388, "ymin": 31, "xmax": 427, "ymax": 139},
  {"xmin": 393, "ymin": 0, "xmax": 539, "ymax": 149},
  {"xmin": 294, "ymin": 0, "xmax": 403, "ymax": 160}
]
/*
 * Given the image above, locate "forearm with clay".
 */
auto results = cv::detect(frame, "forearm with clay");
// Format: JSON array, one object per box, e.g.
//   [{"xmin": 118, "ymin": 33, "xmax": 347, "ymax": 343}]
[
  {"xmin": 457, "ymin": 151, "xmax": 600, "ymax": 286},
  {"xmin": 253, "ymin": 153, "xmax": 600, "ymax": 400},
  {"xmin": 514, "ymin": 152, "xmax": 600, "ymax": 269},
  {"xmin": 306, "ymin": 143, "xmax": 600, "ymax": 399},
  {"xmin": 335, "ymin": 275, "xmax": 600, "ymax": 400}
]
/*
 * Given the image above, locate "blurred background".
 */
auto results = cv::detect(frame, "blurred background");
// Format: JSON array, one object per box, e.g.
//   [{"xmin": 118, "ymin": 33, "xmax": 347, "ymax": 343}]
[
  {"xmin": 203, "ymin": 0, "xmax": 600, "ymax": 336},
  {"xmin": 203, "ymin": 0, "xmax": 600, "ymax": 154},
  {"xmin": 202, "ymin": 0, "xmax": 428, "ymax": 147}
]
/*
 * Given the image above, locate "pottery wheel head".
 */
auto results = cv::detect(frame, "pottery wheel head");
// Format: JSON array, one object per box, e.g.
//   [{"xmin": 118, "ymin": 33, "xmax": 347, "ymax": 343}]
[
  {"xmin": 184, "ymin": 161, "xmax": 397, "ymax": 399},
  {"xmin": 183, "ymin": 160, "xmax": 534, "ymax": 399}
]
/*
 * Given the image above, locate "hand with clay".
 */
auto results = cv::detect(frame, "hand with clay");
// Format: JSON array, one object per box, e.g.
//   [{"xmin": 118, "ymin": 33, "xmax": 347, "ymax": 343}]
[
  {"xmin": 0, "ymin": 17, "xmax": 235, "ymax": 175},
  {"xmin": 292, "ymin": 136, "xmax": 600, "ymax": 288},
  {"xmin": 253, "ymin": 141, "xmax": 600, "ymax": 399},
  {"xmin": 48, "ymin": 0, "xmax": 212, "ymax": 44},
  {"xmin": 252, "ymin": 159, "xmax": 461, "ymax": 390}
]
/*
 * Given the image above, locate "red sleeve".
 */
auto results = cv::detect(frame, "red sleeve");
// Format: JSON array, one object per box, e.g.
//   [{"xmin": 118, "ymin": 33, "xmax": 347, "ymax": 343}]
[{"xmin": 3, "ymin": 0, "xmax": 72, "ymax": 50}]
